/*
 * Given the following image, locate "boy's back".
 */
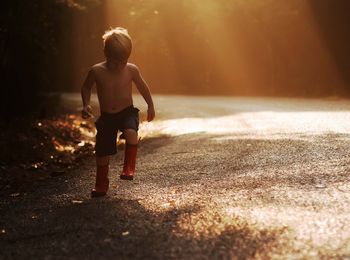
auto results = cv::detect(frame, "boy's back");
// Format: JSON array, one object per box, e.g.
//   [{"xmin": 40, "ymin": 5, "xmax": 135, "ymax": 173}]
[{"xmin": 89, "ymin": 62, "xmax": 137, "ymax": 114}]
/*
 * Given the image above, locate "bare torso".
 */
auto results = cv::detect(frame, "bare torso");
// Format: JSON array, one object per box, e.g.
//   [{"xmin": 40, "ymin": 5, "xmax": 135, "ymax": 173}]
[{"xmin": 92, "ymin": 62, "xmax": 134, "ymax": 113}]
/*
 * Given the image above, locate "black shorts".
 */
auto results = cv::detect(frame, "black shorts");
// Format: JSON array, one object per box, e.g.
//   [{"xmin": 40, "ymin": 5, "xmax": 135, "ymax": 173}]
[{"xmin": 95, "ymin": 105, "xmax": 139, "ymax": 156}]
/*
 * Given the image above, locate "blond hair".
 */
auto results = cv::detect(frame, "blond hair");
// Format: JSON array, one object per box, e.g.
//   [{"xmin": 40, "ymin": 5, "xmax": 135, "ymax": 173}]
[{"xmin": 102, "ymin": 27, "xmax": 132, "ymax": 61}]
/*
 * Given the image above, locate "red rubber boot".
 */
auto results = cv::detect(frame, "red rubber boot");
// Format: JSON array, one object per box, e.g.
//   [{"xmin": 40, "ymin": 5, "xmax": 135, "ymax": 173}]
[
  {"xmin": 91, "ymin": 164, "xmax": 109, "ymax": 197},
  {"xmin": 120, "ymin": 144, "xmax": 138, "ymax": 180}
]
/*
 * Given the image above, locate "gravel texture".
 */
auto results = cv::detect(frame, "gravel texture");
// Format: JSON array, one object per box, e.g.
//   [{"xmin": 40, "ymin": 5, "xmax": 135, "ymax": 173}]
[{"xmin": 1, "ymin": 95, "xmax": 350, "ymax": 259}]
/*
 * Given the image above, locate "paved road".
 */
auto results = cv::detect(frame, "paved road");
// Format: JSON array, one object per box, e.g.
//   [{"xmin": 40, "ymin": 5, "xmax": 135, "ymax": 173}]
[{"xmin": 1, "ymin": 95, "xmax": 350, "ymax": 259}]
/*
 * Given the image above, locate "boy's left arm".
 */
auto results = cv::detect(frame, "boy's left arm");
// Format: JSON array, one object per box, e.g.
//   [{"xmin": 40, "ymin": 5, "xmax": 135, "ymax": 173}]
[{"xmin": 131, "ymin": 64, "xmax": 155, "ymax": 122}]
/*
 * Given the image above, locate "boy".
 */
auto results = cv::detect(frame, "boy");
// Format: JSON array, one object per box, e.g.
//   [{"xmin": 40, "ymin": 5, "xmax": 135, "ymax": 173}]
[{"xmin": 81, "ymin": 27, "xmax": 155, "ymax": 197}]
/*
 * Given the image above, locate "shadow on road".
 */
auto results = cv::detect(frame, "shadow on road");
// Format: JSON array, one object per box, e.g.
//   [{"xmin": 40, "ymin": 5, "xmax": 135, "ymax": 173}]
[{"xmin": 1, "ymin": 197, "xmax": 286, "ymax": 259}]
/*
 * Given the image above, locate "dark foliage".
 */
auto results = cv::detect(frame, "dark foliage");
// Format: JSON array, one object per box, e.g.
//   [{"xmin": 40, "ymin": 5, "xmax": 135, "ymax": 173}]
[{"xmin": 0, "ymin": 0, "xmax": 102, "ymax": 118}]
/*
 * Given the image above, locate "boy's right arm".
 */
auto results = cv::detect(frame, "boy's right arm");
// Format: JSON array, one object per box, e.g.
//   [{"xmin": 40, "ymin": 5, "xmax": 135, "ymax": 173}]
[{"xmin": 81, "ymin": 68, "xmax": 95, "ymax": 119}]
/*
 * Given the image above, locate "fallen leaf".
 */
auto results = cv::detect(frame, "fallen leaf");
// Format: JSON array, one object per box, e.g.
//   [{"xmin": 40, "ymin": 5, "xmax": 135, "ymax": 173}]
[{"xmin": 162, "ymin": 202, "xmax": 171, "ymax": 208}]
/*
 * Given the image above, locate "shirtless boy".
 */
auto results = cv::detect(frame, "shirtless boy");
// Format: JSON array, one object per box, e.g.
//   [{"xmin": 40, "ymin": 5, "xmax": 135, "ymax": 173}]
[{"xmin": 81, "ymin": 27, "xmax": 155, "ymax": 197}]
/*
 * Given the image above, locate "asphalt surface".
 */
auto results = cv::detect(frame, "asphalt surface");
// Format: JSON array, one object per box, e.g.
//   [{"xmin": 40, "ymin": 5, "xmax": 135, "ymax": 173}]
[{"xmin": 1, "ymin": 95, "xmax": 350, "ymax": 259}]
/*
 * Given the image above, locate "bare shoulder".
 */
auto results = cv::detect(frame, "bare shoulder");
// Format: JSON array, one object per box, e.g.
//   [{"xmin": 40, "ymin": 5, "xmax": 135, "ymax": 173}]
[
  {"xmin": 92, "ymin": 62, "xmax": 106, "ymax": 71},
  {"xmin": 90, "ymin": 62, "xmax": 106, "ymax": 77},
  {"xmin": 126, "ymin": 63, "xmax": 140, "ymax": 75},
  {"xmin": 83, "ymin": 64, "xmax": 100, "ymax": 86}
]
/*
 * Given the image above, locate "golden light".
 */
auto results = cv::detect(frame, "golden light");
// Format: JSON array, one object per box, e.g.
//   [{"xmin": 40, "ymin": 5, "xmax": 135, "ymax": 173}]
[
  {"xmin": 99, "ymin": 0, "xmax": 345, "ymax": 95},
  {"xmin": 136, "ymin": 95, "xmax": 350, "ymax": 139}
]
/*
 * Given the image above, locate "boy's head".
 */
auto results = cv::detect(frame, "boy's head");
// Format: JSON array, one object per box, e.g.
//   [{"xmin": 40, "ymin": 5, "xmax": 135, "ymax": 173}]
[{"xmin": 102, "ymin": 27, "xmax": 132, "ymax": 67}]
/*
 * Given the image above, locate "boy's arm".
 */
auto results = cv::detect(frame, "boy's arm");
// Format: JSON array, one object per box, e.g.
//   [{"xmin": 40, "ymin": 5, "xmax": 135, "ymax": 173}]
[
  {"xmin": 130, "ymin": 64, "xmax": 155, "ymax": 122},
  {"xmin": 81, "ymin": 68, "xmax": 95, "ymax": 119}
]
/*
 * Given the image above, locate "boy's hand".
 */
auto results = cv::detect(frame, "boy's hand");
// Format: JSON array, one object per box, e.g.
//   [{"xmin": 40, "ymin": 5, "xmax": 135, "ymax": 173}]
[
  {"xmin": 82, "ymin": 105, "xmax": 94, "ymax": 119},
  {"xmin": 147, "ymin": 106, "xmax": 155, "ymax": 122}
]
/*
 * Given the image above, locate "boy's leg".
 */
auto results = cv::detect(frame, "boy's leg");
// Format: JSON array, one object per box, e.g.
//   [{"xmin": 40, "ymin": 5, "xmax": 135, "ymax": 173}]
[
  {"xmin": 93, "ymin": 114, "xmax": 118, "ymax": 197},
  {"xmin": 120, "ymin": 129, "xmax": 138, "ymax": 180},
  {"xmin": 97, "ymin": 155, "xmax": 110, "ymax": 165},
  {"xmin": 123, "ymin": 129, "xmax": 138, "ymax": 145},
  {"xmin": 91, "ymin": 155, "xmax": 110, "ymax": 197}
]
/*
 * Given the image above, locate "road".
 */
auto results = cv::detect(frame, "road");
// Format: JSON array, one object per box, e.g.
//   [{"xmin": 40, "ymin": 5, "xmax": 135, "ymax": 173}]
[{"xmin": 1, "ymin": 95, "xmax": 350, "ymax": 259}]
